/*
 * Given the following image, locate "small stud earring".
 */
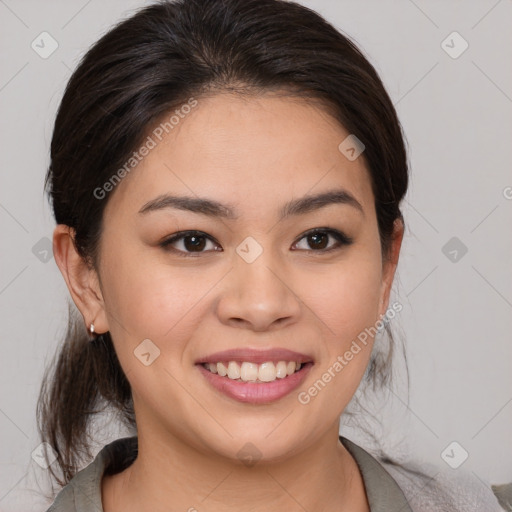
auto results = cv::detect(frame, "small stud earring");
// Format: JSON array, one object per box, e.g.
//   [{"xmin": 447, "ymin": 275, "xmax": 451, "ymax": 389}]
[{"xmin": 89, "ymin": 323, "xmax": 95, "ymax": 334}]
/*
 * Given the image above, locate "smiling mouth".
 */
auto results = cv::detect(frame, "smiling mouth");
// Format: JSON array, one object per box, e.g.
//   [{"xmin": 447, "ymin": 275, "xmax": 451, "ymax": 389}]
[{"xmin": 200, "ymin": 360, "xmax": 313, "ymax": 383}]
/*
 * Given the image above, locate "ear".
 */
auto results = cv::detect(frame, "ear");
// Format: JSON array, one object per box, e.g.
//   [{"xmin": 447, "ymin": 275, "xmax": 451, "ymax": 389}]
[
  {"xmin": 378, "ymin": 218, "xmax": 404, "ymax": 318},
  {"xmin": 52, "ymin": 224, "xmax": 109, "ymax": 335}
]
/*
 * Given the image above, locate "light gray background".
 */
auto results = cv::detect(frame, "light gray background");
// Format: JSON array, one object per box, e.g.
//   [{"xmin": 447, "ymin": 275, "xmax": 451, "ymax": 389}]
[{"xmin": 1, "ymin": 0, "xmax": 511, "ymax": 510}]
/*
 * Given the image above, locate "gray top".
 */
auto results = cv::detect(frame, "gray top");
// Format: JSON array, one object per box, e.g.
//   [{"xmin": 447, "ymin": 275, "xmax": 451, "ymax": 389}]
[{"xmin": 45, "ymin": 435, "xmax": 412, "ymax": 511}]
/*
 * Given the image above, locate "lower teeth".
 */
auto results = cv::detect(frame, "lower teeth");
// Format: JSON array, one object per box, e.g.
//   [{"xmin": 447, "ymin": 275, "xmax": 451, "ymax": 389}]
[{"xmin": 223, "ymin": 376, "xmax": 288, "ymax": 383}]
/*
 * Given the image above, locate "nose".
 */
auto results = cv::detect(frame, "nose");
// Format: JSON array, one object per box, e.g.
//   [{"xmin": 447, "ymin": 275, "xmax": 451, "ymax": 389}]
[{"xmin": 215, "ymin": 248, "xmax": 302, "ymax": 332}]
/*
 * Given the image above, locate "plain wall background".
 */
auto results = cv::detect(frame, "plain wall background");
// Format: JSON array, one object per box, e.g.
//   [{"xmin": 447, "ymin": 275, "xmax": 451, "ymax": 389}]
[{"xmin": 1, "ymin": 0, "xmax": 511, "ymax": 509}]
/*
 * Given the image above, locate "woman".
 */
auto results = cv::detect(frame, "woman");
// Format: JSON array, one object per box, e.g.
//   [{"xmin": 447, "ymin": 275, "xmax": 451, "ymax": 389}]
[{"xmin": 37, "ymin": 0, "xmax": 505, "ymax": 510}]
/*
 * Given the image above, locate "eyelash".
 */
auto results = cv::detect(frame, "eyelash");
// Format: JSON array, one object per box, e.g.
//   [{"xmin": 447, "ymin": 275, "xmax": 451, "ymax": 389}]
[{"xmin": 159, "ymin": 228, "xmax": 353, "ymax": 257}]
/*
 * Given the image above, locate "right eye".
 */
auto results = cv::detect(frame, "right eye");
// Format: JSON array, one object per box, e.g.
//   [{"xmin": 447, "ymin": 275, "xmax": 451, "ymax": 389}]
[{"xmin": 159, "ymin": 231, "xmax": 222, "ymax": 257}]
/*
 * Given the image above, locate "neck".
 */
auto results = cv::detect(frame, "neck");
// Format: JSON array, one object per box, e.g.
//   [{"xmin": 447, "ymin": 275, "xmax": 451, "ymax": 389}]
[{"xmin": 102, "ymin": 422, "xmax": 369, "ymax": 512}]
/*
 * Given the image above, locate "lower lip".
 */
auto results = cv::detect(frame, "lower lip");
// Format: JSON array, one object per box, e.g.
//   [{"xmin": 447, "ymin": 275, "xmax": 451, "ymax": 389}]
[{"xmin": 196, "ymin": 363, "xmax": 314, "ymax": 404}]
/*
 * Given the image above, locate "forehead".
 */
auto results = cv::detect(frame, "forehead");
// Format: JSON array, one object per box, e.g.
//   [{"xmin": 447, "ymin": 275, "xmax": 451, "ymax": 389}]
[{"xmin": 104, "ymin": 92, "xmax": 374, "ymax": 220}]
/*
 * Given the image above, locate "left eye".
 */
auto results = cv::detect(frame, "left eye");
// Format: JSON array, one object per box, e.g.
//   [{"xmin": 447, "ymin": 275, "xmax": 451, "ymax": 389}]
[{"xmin": 292, "ymin": 228, "xmax": 353, "ymax": 252}]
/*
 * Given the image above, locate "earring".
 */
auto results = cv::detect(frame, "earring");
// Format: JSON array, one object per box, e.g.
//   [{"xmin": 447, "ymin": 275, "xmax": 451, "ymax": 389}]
[{"xmin": 89, "ymin": 323, "xmax": 95, "ymax": 334}]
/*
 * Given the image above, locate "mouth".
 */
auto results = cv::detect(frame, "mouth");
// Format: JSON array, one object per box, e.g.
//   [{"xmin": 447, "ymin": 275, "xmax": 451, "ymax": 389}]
[
  {"xmin": 200, "ymin": 360, "xmax": 310, "ymax": 383},
  {"xmin": 195, "ymin": 348, "xmax": 314, "ymax": 404}
]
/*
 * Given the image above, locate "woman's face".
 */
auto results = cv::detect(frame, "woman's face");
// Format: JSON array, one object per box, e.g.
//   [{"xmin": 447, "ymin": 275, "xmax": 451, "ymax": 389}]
[{"xmin": 81, "ymin": 92, "xmax": 402, "ymax": 461}]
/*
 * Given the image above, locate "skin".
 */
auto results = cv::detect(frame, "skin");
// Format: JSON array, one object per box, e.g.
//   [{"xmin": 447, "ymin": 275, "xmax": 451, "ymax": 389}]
[{"xmin": 54, "ymin": 91, "xmax": 403, "ymax": 512}]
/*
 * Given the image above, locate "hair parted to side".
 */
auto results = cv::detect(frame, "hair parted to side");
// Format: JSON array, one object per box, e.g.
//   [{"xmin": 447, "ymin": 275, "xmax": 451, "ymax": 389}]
[{"xmin": 38, "ymin": 0, "xmax": 411, "ymax": 492}]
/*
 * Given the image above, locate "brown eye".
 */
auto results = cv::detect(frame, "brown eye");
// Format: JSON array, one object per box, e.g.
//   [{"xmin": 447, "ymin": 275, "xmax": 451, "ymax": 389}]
[
  {"xmin": 160, "ymin": 231, "xmax": 221, "ymax": 256},
  {"xmin": 182, "ymin": 234, "xmax": 206, "ymax": 251},
  {"xmin": 293, "ymin": 228, "xmax": 353, "ymax": 253},
  {"xmin": 307, "ymin": 232, "xmax": 329, "ymax": 250}
]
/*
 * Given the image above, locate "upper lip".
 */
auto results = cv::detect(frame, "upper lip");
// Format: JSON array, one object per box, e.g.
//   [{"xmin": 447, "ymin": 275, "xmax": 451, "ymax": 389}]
[{"xmin": 196, "ymin": 348, "xmax": 314, "ymax": 365}]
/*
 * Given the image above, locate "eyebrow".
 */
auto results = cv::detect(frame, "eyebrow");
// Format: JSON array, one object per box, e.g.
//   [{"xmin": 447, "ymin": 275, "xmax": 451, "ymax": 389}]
[{"xmin": 138, "ymin": 188, "xmax": 364, "ymax": 220}]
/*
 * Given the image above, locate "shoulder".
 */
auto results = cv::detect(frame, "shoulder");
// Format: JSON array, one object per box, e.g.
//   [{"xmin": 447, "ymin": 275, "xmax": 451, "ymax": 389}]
[
  {"xmin": 380, "ymin": 456, "xmax": 506, "ymax": 512},
  {"xmin": 45, "ymin": 436, "xmax": 138, "ymax": 512},
  {"xmin": 45, "ymin": 483, "xmax": 76, "ymax": 512},
  {"xmin": 44, "ymin": 454, "xmax": 104, "ymax": 512}
]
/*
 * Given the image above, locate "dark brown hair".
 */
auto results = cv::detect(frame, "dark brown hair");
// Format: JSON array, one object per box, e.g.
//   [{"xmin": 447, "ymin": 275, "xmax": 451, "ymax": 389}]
[{"xmin": 38, "ymin": 0, "xmax": 411, "ymax": 492}]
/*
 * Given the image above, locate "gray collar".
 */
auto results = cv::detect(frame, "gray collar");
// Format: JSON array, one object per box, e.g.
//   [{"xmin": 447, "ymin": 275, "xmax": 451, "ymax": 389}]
[{"xmin": 340, "ymin": 436, "xmax": 413, "ymax": 511}]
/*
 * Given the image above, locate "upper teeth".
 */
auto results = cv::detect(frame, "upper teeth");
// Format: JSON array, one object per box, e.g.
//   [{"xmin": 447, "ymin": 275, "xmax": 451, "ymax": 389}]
[{"xmin": 204, "ymin": 361, "xmax": 302, "ymax": 382}]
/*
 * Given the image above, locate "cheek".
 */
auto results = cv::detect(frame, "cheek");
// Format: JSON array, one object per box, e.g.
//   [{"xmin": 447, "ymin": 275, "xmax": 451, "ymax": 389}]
[
  {"xmin": 299, "ymin": 259, "xmax": 383, "ymax": 405},
  {"xmin": 99, "ymin": 239, "xmax": 208, "ymax": 345},
  {"xmin": 302, "ymin": 256, "xmax": 383, "ymax": 343},
  {"xmin": 292, "ymin": 258, "xmax": 384, "ymax": 427}
]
